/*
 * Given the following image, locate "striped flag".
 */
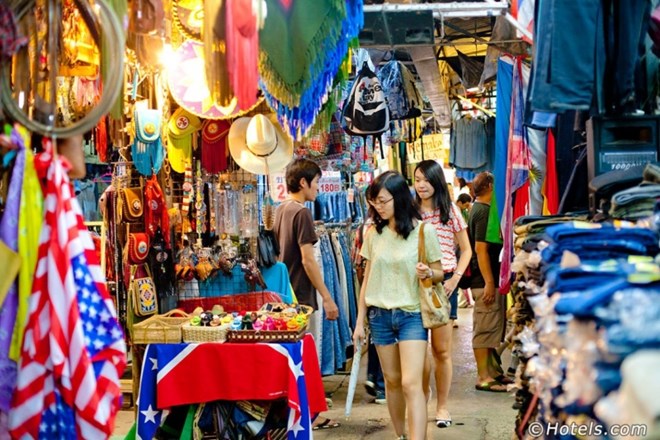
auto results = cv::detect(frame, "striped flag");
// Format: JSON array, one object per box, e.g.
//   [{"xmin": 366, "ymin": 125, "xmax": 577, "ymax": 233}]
[{"xmin": 8, "ymin": 145, "xmax": 126, "ymax": 439}]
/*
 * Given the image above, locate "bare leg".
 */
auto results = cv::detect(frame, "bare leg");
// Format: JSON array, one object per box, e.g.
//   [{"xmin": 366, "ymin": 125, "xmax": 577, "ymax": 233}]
[
  {"xmin": 398, "ymin": 340, "xmax": 429, "ymax": 440},
  {"xmin": 376, "ymin": 344, "xmax": 406, "ymax": 437},
  {"xmin": 430, "ymin": 324, "xmax": 453, "ymax": 421}
]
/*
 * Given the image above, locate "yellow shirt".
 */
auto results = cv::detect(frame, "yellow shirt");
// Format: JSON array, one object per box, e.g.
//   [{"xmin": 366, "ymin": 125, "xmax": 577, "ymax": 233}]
[{"xmin": 360, "ymin": 223, "xmax": 443, "ymax": 312}]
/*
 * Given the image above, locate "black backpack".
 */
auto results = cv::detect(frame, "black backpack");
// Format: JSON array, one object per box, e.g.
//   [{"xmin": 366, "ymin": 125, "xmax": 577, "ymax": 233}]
[{"xmin": 342, "ymin": 61, "xmax": 390, "ymax": 158}]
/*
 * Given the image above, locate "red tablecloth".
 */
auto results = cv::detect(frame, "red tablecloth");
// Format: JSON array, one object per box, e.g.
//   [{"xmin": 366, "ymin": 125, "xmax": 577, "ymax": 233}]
[{"xmin": 154, "ymin": 334, "xmax": 327, "ymax": 413}]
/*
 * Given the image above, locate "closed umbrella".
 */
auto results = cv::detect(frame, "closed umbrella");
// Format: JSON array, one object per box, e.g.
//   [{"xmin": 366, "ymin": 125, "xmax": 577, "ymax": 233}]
[{"xmin": 344, "ymin": 340, "xmax": 364, "ymax": 418}]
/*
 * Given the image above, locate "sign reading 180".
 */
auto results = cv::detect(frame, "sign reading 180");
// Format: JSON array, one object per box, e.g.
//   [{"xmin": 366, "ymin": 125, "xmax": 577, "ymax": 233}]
[{"xmin": 318, "ymin": 170, "xmax": 342, "ymax": 193}]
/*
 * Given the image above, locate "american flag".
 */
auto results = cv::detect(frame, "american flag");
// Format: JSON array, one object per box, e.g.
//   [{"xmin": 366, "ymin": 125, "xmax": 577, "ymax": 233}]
[{"xmin": 8, "ymin": 147, "xmax": 127, "ymax": 439}]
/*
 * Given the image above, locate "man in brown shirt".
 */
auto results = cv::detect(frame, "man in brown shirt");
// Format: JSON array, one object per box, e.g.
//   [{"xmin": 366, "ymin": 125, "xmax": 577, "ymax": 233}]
[
  {"xmin": 273, "ymin": 158, "xmax": 340, "ymax": 430},
  {"xmin": 273, "ymin": 158, "xmax": 339, "ymax": 318}
]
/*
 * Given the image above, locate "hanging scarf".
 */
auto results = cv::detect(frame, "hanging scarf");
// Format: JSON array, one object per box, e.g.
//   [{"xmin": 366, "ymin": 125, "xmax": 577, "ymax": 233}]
[
  {"xmin": 205, "ymin": 0, "xmax": 233, "ymax": 107},
  {"xmin": 9, "ymin": 142, "xmax": 126, "ymax": 439},
  {"xmin": 10, "ymin": 131, "xmax": 43, "ymax": 362},
  {"xmin": 260, "ymin": 0, "xmax": 363, "ymax": 139},
  {"xmin": 0, "ymin": 126, "xmax": 27, "ymax": 415},
  {"xmin": 226, "ymin": 0, "xmax": 259, "ymax": 110}
]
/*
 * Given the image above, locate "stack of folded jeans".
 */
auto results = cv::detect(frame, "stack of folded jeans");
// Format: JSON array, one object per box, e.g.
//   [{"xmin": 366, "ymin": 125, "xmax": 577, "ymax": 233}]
[
  {"xmin": 610, "ymin": 183, "xmax": 660, "ymax": 220},
  {"xmin": 509, "ymin": 218, "xmax": 660, "ymax": 439}
]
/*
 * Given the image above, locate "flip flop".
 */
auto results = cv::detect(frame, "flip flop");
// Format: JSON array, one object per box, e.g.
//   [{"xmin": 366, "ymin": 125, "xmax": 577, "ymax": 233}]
[
  {"xmin": 494, "ymin": 374, "xmax": 514, "ymax": 385},
  {"xmin": 312, "ymin": 417, "xmax": 341, "ymax": 430},
  {"xmin": 435, "ymin": 418, "xmax": 452, "ymax": 428},
  {"xmin": 475, "ymin": 381, "xmax": 508, "ymax": 392}
]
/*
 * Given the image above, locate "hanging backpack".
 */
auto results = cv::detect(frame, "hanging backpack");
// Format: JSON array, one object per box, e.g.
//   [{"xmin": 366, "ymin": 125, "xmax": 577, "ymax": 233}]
[
  {"xmin": 342, "ymin": 61, "xmax": 390, "ymax": 159},
  {"xmin": 378, "ymin": 60, "xmax": 424, "ymax": 143}
]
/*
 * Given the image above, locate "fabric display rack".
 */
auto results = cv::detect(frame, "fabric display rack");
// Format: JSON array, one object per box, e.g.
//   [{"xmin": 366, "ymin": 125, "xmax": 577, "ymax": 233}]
[{"xmin": 508, "ymin": 166, "xmax": 660, "ymax": 439}]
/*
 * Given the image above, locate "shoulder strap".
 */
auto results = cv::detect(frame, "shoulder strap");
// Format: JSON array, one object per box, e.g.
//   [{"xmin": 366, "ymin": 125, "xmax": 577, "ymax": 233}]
[{"xmin": 418, "ymin": 222, "xmax": 427, "ymax": 264}]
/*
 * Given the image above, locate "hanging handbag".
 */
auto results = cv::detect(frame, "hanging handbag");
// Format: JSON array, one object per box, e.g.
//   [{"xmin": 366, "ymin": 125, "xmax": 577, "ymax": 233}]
[
  {"xmin": 130, "ymin": 264, "xmax": 158, "ymax": 317},
  {"xmin": 418, "ymin": 223, "xmax": 450, "ymax": 329},
  {"xmin": 126, "ymin": 232, "xmax": 151, "ymax": 264},
  {"xmin": 119, "ymin": 186, "xmax": 144, "ymax": 222}
]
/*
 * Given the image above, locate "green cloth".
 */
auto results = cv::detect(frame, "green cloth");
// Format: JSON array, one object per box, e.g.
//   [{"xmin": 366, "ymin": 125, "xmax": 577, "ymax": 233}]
[
  {"xmin": 486, "ymin": 192, "xmax": 503, "ymax": 245},
  {"xmin": 104, "ymin": 0, "xmax": 127, "ymax": 120},
  {"xmin": 259, "ymin": 0, "xmax": 345, "ymax": 107}
]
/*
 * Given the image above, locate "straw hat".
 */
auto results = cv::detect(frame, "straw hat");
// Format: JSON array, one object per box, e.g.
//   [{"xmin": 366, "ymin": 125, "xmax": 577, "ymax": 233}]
[{"xmin": 228, "ymin": 113, "xmax": 293, "ymax": 175}]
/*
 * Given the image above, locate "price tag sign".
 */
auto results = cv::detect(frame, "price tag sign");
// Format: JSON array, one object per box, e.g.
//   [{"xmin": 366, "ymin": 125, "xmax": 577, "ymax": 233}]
[
  {"xmin": 318, "ymin": 170, "xmax": 342, "ymax": 193},
  {"xmin": 269, "ymin": 172, "xmax": 289, "ymax": 202}
]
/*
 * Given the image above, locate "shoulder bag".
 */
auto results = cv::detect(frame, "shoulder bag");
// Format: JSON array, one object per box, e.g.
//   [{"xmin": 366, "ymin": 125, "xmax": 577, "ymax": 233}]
[
  {"xmin": 130, "ymin": 264, "xmax": 158, "ymax": 317},
  {"xmin": 418, "ymin": 223, "xmax": 450, "ymax": 329}
]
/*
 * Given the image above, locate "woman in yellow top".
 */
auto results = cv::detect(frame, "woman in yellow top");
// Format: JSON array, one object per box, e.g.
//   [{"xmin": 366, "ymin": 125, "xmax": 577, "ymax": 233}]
[{"xmin": 353, "ymin": 171, "xmax": 444, "ymax": 440}]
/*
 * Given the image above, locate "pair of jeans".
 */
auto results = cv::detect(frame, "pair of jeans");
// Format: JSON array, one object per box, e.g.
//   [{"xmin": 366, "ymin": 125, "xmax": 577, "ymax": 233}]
[
  {"xmin": 367, "ymin": 306, "xmax": 428, "ymax": 345},
  {"xmin": 529, "ymin": 0, "xmax": 605, "ymax": 112},
  {"xmin": 445, "ymin": 272, "xmax": 458, "ymax": 320}
]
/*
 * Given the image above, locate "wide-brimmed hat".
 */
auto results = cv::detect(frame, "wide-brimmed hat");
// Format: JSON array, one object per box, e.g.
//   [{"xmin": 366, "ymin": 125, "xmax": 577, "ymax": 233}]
[{"xmin": 228, "ymin": 114, "xmax": 293, "ymax": 175}]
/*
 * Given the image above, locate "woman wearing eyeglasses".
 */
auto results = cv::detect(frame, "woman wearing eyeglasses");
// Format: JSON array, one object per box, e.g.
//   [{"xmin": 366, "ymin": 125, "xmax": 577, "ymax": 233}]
[
  {"xmin": 353, "ymin": 170, "xmax": 444, "ymax": 440},
  {"xmin": 414, "ymin": 160, "xmax": 472, "ymax": 429}
]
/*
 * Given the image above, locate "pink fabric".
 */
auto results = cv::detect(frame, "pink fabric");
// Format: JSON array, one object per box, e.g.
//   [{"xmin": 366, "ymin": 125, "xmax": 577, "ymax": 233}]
[
  {"xmin": 421, "ymin": 204, "xmax": 467, "ymax": 273},
  {"xmin": 226, "ymin": 0, "xmax": 259, "ymax": 109}
]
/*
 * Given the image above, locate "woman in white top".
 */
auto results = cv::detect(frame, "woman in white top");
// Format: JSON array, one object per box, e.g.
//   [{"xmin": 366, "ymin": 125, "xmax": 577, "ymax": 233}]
[
  {"xmin": 353, "ymin": 171, "xmax": 443, "ymax": 440},
  {"xmin": 415, "ymin": 160, "xmax": 472, "ymax": 429}
]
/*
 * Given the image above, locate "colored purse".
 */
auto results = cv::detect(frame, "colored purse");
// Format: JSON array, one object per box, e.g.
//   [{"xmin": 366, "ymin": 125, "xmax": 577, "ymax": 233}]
[
  {"xmin": 133, "ymin": 108, "xmax": 164, "ymax": 176},
  {"xmin": 130, "ymin": 264, "xmax": 158, "ymax": 317},
  {"xmin": 119, "ymin": 186, "xmax": 144, "ymax": 223},
  {"xmin": 127, "ymin": 232, "xmax": 150, "ymax": 264}
]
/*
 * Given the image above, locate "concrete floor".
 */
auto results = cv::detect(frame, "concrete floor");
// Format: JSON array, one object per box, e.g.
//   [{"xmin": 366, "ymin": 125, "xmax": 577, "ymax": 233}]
[{"xmin": 112, "ymin": 307, "xmax": 517, "ymax": 439}]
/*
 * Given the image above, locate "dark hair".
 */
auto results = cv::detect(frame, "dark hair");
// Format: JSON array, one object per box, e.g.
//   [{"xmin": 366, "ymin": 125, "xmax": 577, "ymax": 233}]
[
  {"xmin": 473, "ymin": 171, "xmax": 494, "ymax": 197},
  {"xmin": 414, "ymin": 160, "xmax": 452, "ymax": 224},
  {"xmin": 367, "ymin": 171, "xmax": 421, "ymax": 239},
  {"xmin": 457, "ymin": 193, "xmax": 472, "ymax": 204},
  {"xmin": 458, "ymin": 177, "xmax": 467, "ymax": 188},
  {"xmin": 285, "ymin": 158, "xmax": 322, "ymax": 193}
]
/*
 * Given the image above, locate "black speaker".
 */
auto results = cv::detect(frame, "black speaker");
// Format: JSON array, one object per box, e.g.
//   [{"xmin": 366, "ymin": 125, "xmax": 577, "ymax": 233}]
[
  {"xmin": 586, "ymin": 115, "xmax": 660, "ymax": 181},
  {"xmin": 360, "ymin": 10, "xmax": 435, "ymax": 46}
]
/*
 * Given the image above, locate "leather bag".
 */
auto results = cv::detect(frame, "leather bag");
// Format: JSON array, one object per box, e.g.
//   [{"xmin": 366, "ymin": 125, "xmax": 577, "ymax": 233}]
[
  {"xmin": 119, "ymin": 186, "xmax": 144, "ymax": 223},
  {"xmin": 418, "ymin": 224, "xmax": 450, "ymax": 329}
]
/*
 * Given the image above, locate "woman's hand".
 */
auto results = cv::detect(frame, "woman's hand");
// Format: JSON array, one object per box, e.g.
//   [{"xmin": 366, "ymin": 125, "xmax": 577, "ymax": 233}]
[
  {"xmin": 353, "ymin": 322, "xmax": 366, "ymax": 350},
  {"xmin": 443, "ymin": 274, "xmax": 460, "ymax": 295},
  {"xmin": 415, "ymin": 262, "xmax": 433, "ymax": 280}
]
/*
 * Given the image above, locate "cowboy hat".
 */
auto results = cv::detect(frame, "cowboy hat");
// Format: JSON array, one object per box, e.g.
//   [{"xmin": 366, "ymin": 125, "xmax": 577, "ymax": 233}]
[{"xmin": 228, "ymin": 113, "xmax": 293, "ymax": 175}]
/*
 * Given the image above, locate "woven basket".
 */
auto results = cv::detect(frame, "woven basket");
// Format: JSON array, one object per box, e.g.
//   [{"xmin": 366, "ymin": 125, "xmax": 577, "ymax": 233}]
[
  {"xmin": 181, "ymin": 323, "xmax": 231, "ymax": 343},
  {"xmin": 226, "ymin": 325, "xmax": 307, "ymax": 344},
  {"xmin": 132, "ymin": 309, "xmax": 189, "ymax": 344}
]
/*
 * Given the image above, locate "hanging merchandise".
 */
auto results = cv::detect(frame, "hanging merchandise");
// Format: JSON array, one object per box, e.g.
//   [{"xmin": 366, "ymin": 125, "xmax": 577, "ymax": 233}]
[
  {"xmin": 228, "ymin": 113, "xmax": 294, "ymax": 175},
  {"xmin": 259, "ymin": 0, "xmax": 363, "ymax": 139},
  {"xmin": 132, "ymin": 108, "xmax": 164, "ymax": 176},
  {"xmin": 172, "ymin": 0, "xmax": 204, "ymax": 41},
  {"xmin": 144, "ymin": 175, "xmax": 171, "ymax": 248},
  {"xmin": 225, "ymin": 0, "xmax": 260, "ymax": 110},
  {"xmin": 378, "ymin": 60, "xmax": 424, "ymax": 143},
  {"xmin": 118, "ymin": 185, "xmax": 144, "ymax": 223},
  {"xmin": 126, "ymin": 232, "xmax": 151, "ymax": 264},
  {"xmin": 342, "ymin": 61, "xmax": 390, "ymax": 159},
  {"xmin": 8, "ymin": 143, "xmax": 126, "ymax": 439},
  {"xmin": 201, "ymin": 119, "xmax": 230, "ymax": 174},
  {"xmin": 128, "ymin": 0, "xmax": 164, "ymax": 35},
  {"xmin": 204, "ymin": 0, "xmax": 232, "ymax": 107},
  {"xmin": 129, "ymin": 264, "xmax": 159, "ymax": 317},
  {"xmin": 167, "ymin": 40, "xmax": 264, "ymax": 119},
  {"xmin": 167, "ymin": 107, "xmax": 201, "ymax": 174}
]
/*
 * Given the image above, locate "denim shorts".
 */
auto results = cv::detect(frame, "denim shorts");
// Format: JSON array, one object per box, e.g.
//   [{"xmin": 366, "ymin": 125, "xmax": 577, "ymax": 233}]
[{"xmin": 368, "ymin": 306, "xmax": 428, "ymax": 346}]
